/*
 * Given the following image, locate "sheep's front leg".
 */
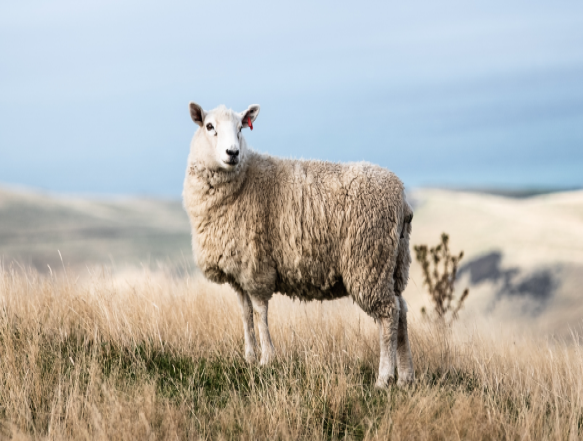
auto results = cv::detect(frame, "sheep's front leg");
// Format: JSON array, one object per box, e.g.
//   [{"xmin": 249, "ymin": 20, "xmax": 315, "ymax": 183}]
[
  {"xmin": 396, "ymin": 297, "xmax": 414, "ymax": 386},
  {"xmin": 236, "ymin": 290, "xmax": 257, "ymax": 362},
  {"xmin": 250, "ymin": 296, "xmax": 275, "ymax": 365},
  {"xmin": 375, "ymin": 298, "xmax": 400, "ymax": 389}
]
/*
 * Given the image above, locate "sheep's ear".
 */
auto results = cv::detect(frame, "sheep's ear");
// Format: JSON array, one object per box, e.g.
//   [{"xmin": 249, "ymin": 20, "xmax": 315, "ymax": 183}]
[
  {"xmin": 240, "ymin": 104, "xmax": 260, "ymax": 128},
  {"xmin": 189, "ymin": 102, "xmax": 205, "ymax": 127}
]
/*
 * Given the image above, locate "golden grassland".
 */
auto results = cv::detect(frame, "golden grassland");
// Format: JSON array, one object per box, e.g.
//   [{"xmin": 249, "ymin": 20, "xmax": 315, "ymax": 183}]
[{"xmin": 1, "ymin": 265, "xmax": 583, "ymax": 440}]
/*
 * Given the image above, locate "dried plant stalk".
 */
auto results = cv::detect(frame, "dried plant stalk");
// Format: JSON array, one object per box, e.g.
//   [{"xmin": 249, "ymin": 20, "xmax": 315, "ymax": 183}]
[{"xmin": 414, "ymin": 233, "xmax": 469, "ymax": 323}]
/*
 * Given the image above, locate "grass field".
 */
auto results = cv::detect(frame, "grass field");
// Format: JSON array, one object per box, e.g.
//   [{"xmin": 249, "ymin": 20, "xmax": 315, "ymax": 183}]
[{"xmin": 1, "ymin": 265, "xmax": 582, "ymax": 440}]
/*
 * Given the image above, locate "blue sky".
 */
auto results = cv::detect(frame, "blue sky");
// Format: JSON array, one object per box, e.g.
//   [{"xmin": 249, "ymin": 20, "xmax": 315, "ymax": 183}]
[{"xmin": 1, "ymin": 0, "xmax": 582, "ymax": 196}]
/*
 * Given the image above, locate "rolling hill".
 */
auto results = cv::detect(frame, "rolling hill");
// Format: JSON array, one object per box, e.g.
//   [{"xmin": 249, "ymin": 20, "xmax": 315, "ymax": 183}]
[
  {"xmin": 0, "ymin": 186, "xmax": 193, "ymax": 272},
  {"xmin": 1, "ymin": 184, "xmax": 582, "ymax": 334}
]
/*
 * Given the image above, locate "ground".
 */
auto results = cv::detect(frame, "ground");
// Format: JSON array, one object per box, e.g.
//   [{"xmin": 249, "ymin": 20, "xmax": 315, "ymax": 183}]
[{"xmin": 0, "ymin": 268, "xmax": 582, "ymax": 440}]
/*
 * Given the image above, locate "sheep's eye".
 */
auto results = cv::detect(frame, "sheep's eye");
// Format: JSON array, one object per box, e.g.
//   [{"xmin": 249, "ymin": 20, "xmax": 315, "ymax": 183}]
[{"xmin": 206, "ymin": 123, "xmax": 214, "ymax": 131}]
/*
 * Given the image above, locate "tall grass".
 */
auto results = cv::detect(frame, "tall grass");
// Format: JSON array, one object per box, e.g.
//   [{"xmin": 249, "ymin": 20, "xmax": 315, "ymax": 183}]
[{"xmin": 1, "ymin": 265, "xmax": 582, "ymax": 440}]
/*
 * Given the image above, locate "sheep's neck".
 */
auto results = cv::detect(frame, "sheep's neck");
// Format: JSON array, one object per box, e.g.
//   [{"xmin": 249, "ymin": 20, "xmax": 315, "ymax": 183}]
[{"xmin": 188, "ymin": 162, "xmax": 248, "ymax": 196}]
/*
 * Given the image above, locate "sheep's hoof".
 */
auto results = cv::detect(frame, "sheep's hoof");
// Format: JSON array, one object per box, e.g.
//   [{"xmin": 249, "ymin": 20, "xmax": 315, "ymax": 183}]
[
  {"xmin": 374, "ymin": 376, "xmax": 395, "ymax": 390},
  {"xmin": 244, "ymin": 350, "xmax": 257, "ymax": 363}
]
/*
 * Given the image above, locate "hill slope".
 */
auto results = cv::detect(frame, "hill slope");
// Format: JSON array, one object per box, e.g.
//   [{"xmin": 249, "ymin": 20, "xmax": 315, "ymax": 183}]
[
  {"xmin": 0, "ymin": 186, "xmax": 192, "ymax": 271},
  {"xmin": 406, "ymin": 188, "xmax": 583, "ymax": 334},
  {"xmin": 2, "ymin": 185, "xmax": 582, "ymax": 334}
]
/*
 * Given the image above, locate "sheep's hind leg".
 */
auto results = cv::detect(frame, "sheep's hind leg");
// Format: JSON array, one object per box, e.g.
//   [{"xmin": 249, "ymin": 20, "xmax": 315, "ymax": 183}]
[
  {"xmin": 396, "ymin": 296, "xmax": 414, "ymax": 386},
  {"xmin": 250, "ymin": 296, "xmax": 275, "ymax": 365},
  {"xmin": 235, "ymin": 290, "xmax": 257, "ymax": 363},
  {"xmin": 375, "ymin": 298, "xmax": 400, "ymax": 389}
]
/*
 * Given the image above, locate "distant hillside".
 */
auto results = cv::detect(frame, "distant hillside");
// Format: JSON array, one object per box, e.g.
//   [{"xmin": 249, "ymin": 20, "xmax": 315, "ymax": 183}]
[
  {"xmin": 406, "ymin": 188, "xmax": 583, "ymax": 335},
  {"xmin": 2, "ymin": 185, "xmax": 583, "ymax": 334},
  {"xmin": 0, "ymin": 186, "xmax": 193, "ymax": 271}
]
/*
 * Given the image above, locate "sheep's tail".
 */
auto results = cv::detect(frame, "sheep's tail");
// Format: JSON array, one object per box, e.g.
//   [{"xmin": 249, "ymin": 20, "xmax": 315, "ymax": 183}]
[{"xmin": 394, "ymin": 198, "xmax": 413, "ymax": 296}]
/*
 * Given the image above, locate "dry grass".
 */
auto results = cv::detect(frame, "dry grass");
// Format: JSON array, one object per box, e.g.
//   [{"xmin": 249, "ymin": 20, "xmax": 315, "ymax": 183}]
[{"xmin": 1, "ymin": 265, "xmax": 582, "ymax": 440}]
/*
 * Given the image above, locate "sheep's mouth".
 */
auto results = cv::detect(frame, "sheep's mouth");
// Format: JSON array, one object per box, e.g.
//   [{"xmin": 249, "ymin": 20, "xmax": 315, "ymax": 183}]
[{"xmin": 223, "ymin": 158, "xmax": 239, "ymax": 166}]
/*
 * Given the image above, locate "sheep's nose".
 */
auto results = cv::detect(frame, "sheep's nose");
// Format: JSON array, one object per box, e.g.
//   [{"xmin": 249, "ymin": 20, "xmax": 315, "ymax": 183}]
[{"xmin": 226, "ymin": 148, "xmax": 239, "ymax": 157}]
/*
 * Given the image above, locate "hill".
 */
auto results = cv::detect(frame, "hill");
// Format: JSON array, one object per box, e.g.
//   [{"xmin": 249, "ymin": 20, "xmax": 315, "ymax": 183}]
[
  {"xmin": 0, "ymin": 186, "xmax": 192, "ymax": 272},
  {"xmin": 406, "ymin": 188, "xmax": 583, "ymax": 335},
  {"xmin": 2, "ymin": 185, "xmax": 583, "ymax": 438},
  {"xmin": 1, "ymin": 185, "xmax": 582, "ymax": 334}
]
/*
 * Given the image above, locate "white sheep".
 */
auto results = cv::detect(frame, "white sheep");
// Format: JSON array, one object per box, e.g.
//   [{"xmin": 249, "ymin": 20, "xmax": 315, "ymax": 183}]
[{"xmin": 183, "ymin": 102, "xmax": 414, "ymax": 388}]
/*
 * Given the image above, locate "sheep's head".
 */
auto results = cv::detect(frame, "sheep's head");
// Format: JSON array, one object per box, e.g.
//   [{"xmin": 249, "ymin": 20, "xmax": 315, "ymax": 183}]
[{"xmin": 189, "ymin": 102, "xmax": 260, "ymax": 171}]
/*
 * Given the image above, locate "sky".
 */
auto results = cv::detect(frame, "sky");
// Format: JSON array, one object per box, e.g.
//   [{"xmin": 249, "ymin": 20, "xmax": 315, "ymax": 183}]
[{"xmin": 1, "ymin": 0, "xmax": 582, "ymax": 196}]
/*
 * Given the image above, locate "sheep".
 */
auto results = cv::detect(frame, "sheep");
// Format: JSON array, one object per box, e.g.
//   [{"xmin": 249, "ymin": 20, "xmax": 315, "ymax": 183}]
[{"xmin": 183, "ymin": 102, "xmax": 414, "ymax": 388}]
